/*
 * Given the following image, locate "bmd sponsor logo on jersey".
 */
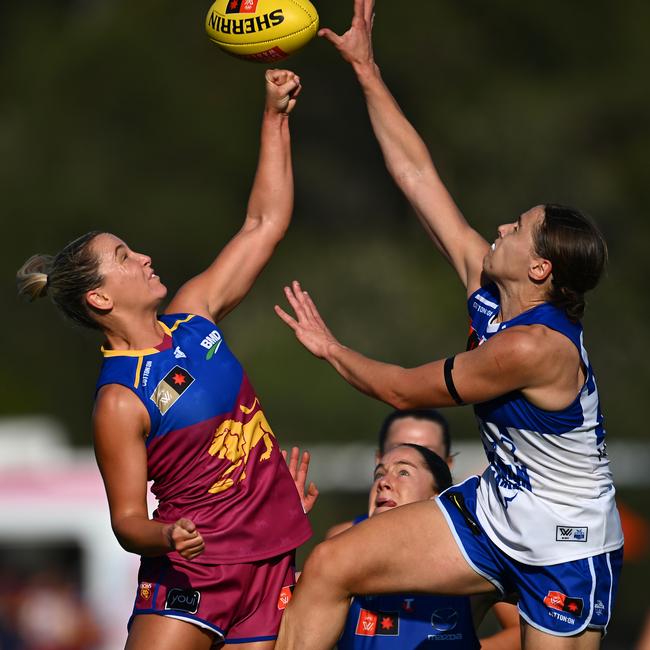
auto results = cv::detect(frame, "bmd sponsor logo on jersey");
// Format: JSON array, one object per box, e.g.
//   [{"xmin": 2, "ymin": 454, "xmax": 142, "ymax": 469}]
[
  {"xmin": 355, "ymin": 609, "xmax": 399, "ymax": 637},
  {"xmin": 556, "ymin": 526, "xmax": 588, "ymax": 542},
  {"xmin": 428, "ymin": 607, "xmax": 463, "ymax": 642},
  {"xmin": 165, "ymin": 588, "xmax": 201, "ymax": 614},
  {"xmin": 200, "ymin": 329, "xmax": 223, "ymax": 360},
  {"xmin": 150, "ymin": 366, "xmax": 195, "ymax": 415},
  {"xmin": 225, "ymin": 0, "xmax": 258, "ymax": 12}
]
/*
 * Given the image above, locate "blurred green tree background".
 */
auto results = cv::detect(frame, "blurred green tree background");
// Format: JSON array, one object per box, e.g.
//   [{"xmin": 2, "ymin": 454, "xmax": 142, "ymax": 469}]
[{"xmin": 2, "ymin": 1, "xmax": 649, "ymax": 645}]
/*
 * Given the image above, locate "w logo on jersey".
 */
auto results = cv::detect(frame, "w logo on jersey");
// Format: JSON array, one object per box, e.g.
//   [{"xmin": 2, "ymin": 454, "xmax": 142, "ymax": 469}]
[
  {"xmin": 556, "ymin": 526, "xmax": 588, "ymax": 542},
  {"xmin": 150, "ymin": 366, "xmax": 195, "ymax": 415},
  {"xmin": 355, "ymin": 609, "xmax": 399, "ymax": 637}
]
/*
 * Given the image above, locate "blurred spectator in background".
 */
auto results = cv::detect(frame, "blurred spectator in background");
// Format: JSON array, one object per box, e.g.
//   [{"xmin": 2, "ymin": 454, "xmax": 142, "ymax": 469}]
[{"xmin": 0, "ymin": 567, "xmax": 101, "ymax": 650}]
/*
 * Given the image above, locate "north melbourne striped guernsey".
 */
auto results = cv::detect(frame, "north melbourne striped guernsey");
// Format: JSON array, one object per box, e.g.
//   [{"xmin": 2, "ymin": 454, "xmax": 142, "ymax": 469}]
[{"xmin": 466, "ymin": 284, "xmax": 623, "ymax": 565}]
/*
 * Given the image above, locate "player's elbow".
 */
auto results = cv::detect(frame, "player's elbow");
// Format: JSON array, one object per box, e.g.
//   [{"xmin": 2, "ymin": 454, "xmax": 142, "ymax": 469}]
[
  {"xmin": 384, "ymin": 384, "xmax": 421, "ymax": 411},
  {"xmin": 385, "ymin": 378, "xmax": 446, "ymax": 411},
  {"xmin": 110, "ymin": 513, "xmax": 148, "ymax": 556},
  {"xmin": 111, "ymin": 524, "xmax": 138, "ymax": 554},
  {"xmin": 385, "ymin": 392, "xmax": 413, "ymax": 410},
  {"xmin": 245, "ymin": 210, "xmax": 290, "ymax": 246},
  {"xmin": 391, "ymin": 164, "xmax": 427, "ymax": 193}
]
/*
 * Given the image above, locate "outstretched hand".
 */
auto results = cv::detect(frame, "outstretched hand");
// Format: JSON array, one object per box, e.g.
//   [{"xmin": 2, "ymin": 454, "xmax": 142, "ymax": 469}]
[
  {"xmin": 318, "ymin": 0, "xmax": 375, "ymax": 68},
  {"xmin": 275, "ymin": 281, "xmax": 340, "ymax": 359},
  {"xmin": 265, "ymin": 69, "xmax": 302, "ymax": 115},
  {"xmin": 282, "ymin": 446, "xmax": 319, "ymax": 514}
]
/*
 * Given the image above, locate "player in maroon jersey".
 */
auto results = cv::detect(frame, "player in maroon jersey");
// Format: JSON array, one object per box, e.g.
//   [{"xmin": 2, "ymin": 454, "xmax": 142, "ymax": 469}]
[{"xmin": 17, "ymin": 70, "xmax": 310, "ymax": 650}]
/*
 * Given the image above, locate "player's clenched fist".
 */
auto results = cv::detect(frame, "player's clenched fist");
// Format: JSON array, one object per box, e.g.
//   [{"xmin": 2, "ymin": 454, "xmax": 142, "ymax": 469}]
[
  {"xmin": 265, "ymin": 69, "xmax": 302, "ymax": 115},
  {"xmin": 164, "ymin": 518, "xmax": 205, "ymax": 560}
]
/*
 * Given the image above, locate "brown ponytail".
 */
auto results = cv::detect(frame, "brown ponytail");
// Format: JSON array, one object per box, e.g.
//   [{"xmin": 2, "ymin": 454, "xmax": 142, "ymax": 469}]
[{"xmin": 534, "ymin": 205, "xmax": 607, "ymax": 321}]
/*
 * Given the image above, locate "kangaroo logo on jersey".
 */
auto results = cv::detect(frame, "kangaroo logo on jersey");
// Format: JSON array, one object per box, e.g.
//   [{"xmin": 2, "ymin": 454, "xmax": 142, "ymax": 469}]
[
  {"xmin": 200, "ymin": 329, "xmax": 223, "ymax": 360},
  {"xmin": 173, "ymin": 346, "xmax": 186, "ymax": 359},
  {"xmin": 207, "ymin": 397, "xmax": 275, "ymax": 494},
  {"xmin": 150, "ymin": 366, "xmax": 195, "ymax": 415},
  {"xmin": 482, "ymin": 425, "xmax": 532, "ymax": 509},
  {"xmin": 556, "ymin": 526, "xmax": 588, "ymax": 542}
]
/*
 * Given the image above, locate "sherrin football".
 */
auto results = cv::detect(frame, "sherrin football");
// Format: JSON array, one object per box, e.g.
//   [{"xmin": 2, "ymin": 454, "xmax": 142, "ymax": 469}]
[{"xmin": 206, "ymin": 0, "xmax": 319, "ymax": 63}]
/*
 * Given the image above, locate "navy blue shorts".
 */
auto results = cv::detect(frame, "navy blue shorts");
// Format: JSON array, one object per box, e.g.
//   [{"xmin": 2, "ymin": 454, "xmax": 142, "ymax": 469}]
[{"xmin": 436, "ymin": 476, "xmax": 623, "ymax": 637}]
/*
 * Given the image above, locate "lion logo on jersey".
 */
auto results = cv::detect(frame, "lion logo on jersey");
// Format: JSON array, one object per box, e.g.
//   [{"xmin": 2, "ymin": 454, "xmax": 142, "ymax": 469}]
[{"xmin": 207, "ymin": 397, "xmax": 274, "ymax": 494}]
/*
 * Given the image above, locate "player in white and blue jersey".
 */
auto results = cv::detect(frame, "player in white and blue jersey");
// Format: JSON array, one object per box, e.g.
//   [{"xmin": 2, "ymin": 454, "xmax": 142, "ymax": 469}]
[{"xmin": 272, "ymin": 2, "xmax": 623, "ymax": 649}]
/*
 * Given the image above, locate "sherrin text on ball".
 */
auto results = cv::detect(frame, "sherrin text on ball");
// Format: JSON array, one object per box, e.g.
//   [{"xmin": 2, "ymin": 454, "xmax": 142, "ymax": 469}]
[{"xmin": 206, "ymin": 0, "xmax": 319, "ymax": 63}]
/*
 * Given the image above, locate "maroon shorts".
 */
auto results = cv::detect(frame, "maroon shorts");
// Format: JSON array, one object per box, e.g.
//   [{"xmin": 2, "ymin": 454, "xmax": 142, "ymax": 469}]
[{"xmin": 130, "ymin": 551, "xmax": 295, "ymax": 644}]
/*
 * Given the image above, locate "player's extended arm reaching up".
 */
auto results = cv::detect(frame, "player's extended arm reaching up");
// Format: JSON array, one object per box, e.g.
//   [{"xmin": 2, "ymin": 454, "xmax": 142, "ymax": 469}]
[
  {"xmin": 167, "ymin": 69, "xmax": 302, "ymax": 322},
  {"xmin": 320, "ymin": 0, "xmax": 489, "ymax": 295}
]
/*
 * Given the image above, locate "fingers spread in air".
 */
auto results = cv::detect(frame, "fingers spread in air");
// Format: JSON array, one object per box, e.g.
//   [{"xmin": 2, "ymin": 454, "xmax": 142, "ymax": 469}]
[
  {"xmin": 291, "ymin": 446, "xmax": 301, "ymax": 471},
  {"xmin": 318, "ymin": 28, "xmax": 342, "ymax": 45},
  {"xmin": 274, "ymin": 304, "xmax": 298, "ymax": 330},
  {"xmin": 284, "ymin": 282, "xmax": 307, "ymax": 319},
  {"xmin": 302, "ymin": 291, "xmax": 324, "ymax": 326}
]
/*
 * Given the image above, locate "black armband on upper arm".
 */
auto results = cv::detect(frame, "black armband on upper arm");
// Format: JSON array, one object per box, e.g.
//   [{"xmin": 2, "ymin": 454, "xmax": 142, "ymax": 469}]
[{"xmin": 444, "ymin": 356, "xmax": 465, "ymax": 405}]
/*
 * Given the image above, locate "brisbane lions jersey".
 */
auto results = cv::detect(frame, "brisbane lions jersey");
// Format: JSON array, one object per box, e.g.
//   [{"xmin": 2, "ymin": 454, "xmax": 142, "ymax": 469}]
[
  {"xmin": 467, "ymin": 284, "xmax": 623, "ymax": 565},
  {"xmin": 96, "ymin": 313, "xmax": 311, "ymax": 564}
]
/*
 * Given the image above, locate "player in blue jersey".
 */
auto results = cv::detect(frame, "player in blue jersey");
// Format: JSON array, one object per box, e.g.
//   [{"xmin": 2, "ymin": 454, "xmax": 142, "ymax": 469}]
[
  {"xmin": 336, "ymin": 443, "xmax": 482, "ymax": 649},
  {"xmin": 334, "ymin": 439, "xmax": 520, "ymax": 650},
  {"xmin": 17, "ymin": 70, "xmax": 311, "ymax": 650},
  {"xmin": 326, "ymin": 409, "xmax": 453, "ymax": 540},
  {"xmin": 327, "ymin": 409, "xmax": 520, "ymax": 649},
  {"xmin": 272, "ymin": 2, "xmax": 623, "ymax": 649}
]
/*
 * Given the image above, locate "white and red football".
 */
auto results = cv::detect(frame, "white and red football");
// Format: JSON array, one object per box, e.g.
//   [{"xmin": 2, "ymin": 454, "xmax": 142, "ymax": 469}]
[{"xmin": 205, "ymin": 0, "xmax": 319, "ymax": 63}]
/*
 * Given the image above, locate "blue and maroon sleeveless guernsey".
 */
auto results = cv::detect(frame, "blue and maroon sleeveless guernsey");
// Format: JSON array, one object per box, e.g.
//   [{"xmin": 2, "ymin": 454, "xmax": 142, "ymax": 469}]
[
  {"xmin": 466, "ymin": 284, "xmax": 623, "ymax": 565},
  {"xmin": 95, "ymin": 313, "xmax": 311, "ymax": 564}
]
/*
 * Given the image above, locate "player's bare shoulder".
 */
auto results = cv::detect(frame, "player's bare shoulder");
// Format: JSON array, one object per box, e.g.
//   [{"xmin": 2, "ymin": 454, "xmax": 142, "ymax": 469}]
[
  {"xmin": 93, "ymin": 384, "xmax": 149, "ymax": 440},
  {"xmin": 503, "ymin": 323, "xmax": 584, "ymax": 408}
]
